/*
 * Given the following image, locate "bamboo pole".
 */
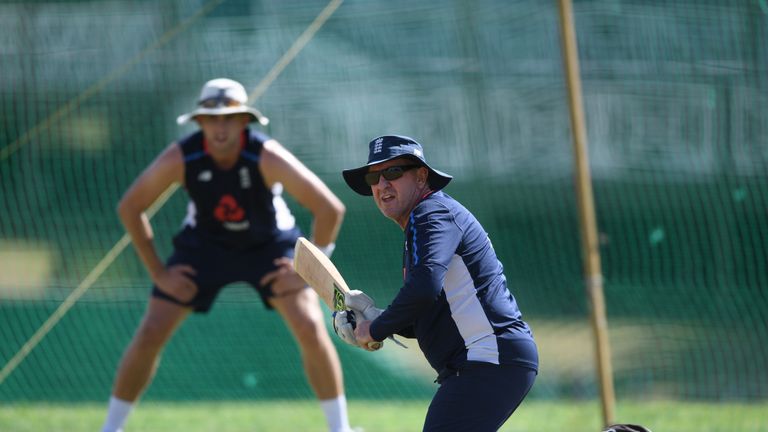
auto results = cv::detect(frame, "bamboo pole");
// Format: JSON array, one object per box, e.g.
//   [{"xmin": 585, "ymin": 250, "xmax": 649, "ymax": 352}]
[{"xmin": 557, "ymin": 0, "xmax": 616, "ymax": 426}]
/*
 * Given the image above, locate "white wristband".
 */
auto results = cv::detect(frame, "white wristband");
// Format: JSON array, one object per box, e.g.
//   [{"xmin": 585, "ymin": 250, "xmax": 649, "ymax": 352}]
[{"xmin": 316, "ymin": 242, "xmax": 336, "ymax": 258}]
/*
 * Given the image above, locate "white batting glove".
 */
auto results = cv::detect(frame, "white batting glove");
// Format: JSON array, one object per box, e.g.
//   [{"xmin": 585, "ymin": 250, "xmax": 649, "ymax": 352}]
[
  {"xmin": 345, "ymin": 290, "xmax": 384, "ymax": 321},
  {"xmin": 346, "ymin": 290, "xmax": 409, "ymax": 350},
  {"xmin": 332, "ymin": 310, "xmax": 358, "ymax": 346}
]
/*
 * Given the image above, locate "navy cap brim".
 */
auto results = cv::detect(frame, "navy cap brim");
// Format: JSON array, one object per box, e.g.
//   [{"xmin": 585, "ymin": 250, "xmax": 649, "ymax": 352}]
[{"xmin": 342, "ymin": 155, "xmax": 452, "ymax": 196}]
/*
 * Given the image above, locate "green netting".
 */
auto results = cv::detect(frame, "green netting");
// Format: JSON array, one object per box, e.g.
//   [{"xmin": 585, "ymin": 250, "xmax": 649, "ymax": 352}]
[{"xmin": 1, "ymin": 0, "xmax": 766, "ymax": 405}]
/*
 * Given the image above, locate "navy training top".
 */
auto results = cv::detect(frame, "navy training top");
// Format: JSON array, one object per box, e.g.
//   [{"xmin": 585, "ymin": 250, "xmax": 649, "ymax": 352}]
[{"xmin": 369, "ymin": 190, "xmax": 538, "ymax": 375}]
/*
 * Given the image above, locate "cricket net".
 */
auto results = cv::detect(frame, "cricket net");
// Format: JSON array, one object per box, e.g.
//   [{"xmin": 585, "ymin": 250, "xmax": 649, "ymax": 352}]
[{"xmin": 1, "ymin": 0, "xmax": 766, "ymax": 405}]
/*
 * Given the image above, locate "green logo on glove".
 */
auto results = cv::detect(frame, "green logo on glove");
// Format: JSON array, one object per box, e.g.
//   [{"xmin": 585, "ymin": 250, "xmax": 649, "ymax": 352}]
[{"xmin": 333, "ymin": 283, "xmax": 346, "ymax": 311}]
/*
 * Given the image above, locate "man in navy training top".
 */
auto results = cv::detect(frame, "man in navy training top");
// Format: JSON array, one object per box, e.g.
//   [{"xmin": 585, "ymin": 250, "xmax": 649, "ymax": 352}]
[
  {"xmin": 334, "ymin": 135, "xmax": 539, "ymax": 432},
  {"xmin": 101, "ymin": 78, "xmax": 354, "ymax": 432}
]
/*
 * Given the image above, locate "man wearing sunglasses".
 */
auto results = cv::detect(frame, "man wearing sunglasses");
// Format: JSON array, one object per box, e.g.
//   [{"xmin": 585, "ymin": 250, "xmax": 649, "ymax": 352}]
[
  {"xmin": 102, "ymin": 78, "xmax": 355, "ymax": 432},
  {"xmin": 336, "ymin": 135, "xmax": 539, "ymax": 431}
]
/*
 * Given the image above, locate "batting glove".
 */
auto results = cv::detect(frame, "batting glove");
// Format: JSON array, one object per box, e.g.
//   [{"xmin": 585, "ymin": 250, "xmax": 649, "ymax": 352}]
[
  {"xmin": 344, "ymin": 290, "xmax": 408, "ymax": 350},
  {"xmin": 332, "ymin": 310, "xmax": 358, "ymax": 346},
  {"xmin": 344, "ymin": 290, "xmax": 384, "ymax": 321}
]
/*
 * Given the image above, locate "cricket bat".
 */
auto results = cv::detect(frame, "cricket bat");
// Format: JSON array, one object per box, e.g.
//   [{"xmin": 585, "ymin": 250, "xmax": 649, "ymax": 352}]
[{"xmin": 293, "ymin": 237, "xmax": 404, "ymax": 349}]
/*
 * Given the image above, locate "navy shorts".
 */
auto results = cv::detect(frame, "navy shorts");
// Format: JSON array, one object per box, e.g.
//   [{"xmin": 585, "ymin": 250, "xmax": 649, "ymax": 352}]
[
  {"xmin": 423, "ymin": 362, "xmax": 537, "ymax": 432},
  {"xmin": 151, "ymin": 227, "xmax": 302, "ymax": 313}
]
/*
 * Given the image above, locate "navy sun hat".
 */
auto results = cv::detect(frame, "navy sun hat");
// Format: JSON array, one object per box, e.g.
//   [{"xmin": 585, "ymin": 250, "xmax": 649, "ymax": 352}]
[{"xmin": 342, "ymin": 135, "xmax": 452, "ymax": 196}]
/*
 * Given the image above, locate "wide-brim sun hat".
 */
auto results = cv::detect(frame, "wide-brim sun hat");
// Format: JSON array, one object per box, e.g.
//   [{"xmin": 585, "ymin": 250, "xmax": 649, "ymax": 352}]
[
  {"xmin": 176, "ymin": 78, "xmax": 269, "ymax": 126},
  {"xmin": 342, "ymin": 135, "xmax": 452, "ymax": 196}
]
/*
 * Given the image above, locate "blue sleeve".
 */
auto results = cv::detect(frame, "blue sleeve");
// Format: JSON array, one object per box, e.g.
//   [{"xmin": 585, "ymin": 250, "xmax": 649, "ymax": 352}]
[{"xmin": 369, "ymin": 202, "xmax": 461, "ymax": 341}]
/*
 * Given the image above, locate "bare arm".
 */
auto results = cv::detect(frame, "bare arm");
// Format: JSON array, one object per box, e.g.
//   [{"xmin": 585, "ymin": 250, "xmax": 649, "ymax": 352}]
[
  {"xmin": 259, "ymin": 139, "xmax": 345, "ymax": 247},
  {"xmin": 117, "ymin": 143, "xmax": 196, "ymax": 300}
]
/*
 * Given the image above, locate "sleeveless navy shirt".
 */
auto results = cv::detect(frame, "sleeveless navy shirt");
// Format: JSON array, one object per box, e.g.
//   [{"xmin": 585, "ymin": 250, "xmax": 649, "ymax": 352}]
[{"xmin": 177, "ymin": 128, "xmax": 296, "ymax": 250}]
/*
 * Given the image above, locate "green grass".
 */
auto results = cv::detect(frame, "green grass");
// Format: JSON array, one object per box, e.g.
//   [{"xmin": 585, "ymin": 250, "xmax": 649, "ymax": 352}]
[{"xmin": 1, "ymin": 399, "xmax": 766, "ymax": 431}]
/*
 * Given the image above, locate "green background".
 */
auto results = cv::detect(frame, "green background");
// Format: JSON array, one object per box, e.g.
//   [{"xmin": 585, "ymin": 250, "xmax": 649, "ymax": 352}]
[{"xmin": 1, "ymin": 0, "xmax": 766, "ymax": 406}]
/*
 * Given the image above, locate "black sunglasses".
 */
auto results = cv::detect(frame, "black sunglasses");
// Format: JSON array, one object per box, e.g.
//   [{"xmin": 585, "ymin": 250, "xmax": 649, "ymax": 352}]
[
  {"xmin": 198, "ymin": 96, "xmax": 243, "ymax": 108},
  {"xmin": 364, "ymin": 165, "xmax": 421, "ymax": 186}
]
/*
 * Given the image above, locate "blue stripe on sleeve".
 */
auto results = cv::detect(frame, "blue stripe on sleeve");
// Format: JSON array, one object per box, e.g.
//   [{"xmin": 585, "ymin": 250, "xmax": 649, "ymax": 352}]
[{"xmin": 409, "ymin": 214, "xmax": 419, "ymax": 265}]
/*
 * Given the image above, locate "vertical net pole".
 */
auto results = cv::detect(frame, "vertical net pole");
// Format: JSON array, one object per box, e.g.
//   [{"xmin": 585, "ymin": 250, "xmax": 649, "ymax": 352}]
[{"xmin": 557, "ymin": 0, "xmax": 616, "ymax": 426}]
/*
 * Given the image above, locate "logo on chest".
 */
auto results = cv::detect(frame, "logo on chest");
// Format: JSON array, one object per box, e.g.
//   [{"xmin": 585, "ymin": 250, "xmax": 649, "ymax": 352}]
[
  {"xmin": 239, "ymin": 167, "xmax": 251, "ymax": 189},
  {"xmin": 214, "ymin": 194, "xmax": 249, "ymax": 231},
  {"xmin": 197, "ymin": 167, "xmax": 250, "ymax": 189}
]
